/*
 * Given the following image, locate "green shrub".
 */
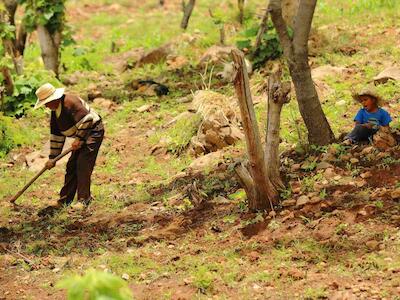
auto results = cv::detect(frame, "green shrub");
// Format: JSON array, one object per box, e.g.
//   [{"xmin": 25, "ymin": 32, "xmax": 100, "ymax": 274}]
[
  {"xmin": 57, "ymin": 269, "xmax": 133, "ymax": 300},
  {"xmin": 0, "ymin": 115, "xmax": 15, "ymax": 157},
  {"xmin": 236, "ymin": 21, "xmax": 283, "ymax": 70},
  {"xmin": 4, "ymin": 66, "xmax": 60, "ymax": 117}
]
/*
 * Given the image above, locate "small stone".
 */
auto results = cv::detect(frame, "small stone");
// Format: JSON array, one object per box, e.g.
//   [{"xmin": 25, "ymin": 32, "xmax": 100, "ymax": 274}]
[
  {"xmin": 282, "ymin": 211, "xmax": 295, "ymax": 222},
  {"xmin": 324, "ymin": 168, "xmax": 336, "ymax": 179},
  {"xmin": 350, "ymin": 158, "xmax": 359, "ymax": 164},
  {"xmin": 52, "ymin": 268, "xmax": 61, "ymax": 273},
  {"xmin": 288, "ymin": 267, "xmax": 304, "ymax": 280},
  {"xmin": 282, "ymin": 199, "xmax": 296, "ymax": 207},
  {"xmin": 137, "ymin": 104, "xmax": 154, "ymax": 113},
  {"xmin": 122, "ymin": 273, "xmax": 130, "ymax": 280},
  {"xmin": 356, "ymin": 180, "xmax": 366, "ymax": 188},
  {"xmin": 340, "ymin": 154, "xmax": 352, "ymax": 161},
  {"xmin": 391, "ymin": 189, "xmax": 400, "ymax": 200},
  {"xmin": 360, "ymin": 171, "xmax": 372, "ymax": 179},
  {"xmin": 376, "ymin": 152, "xmax": 389, "ymax": 160},
  {"xmin": 291, "ymin": 163, "xmax": 301, "ymax": 172},
  {"xmin": 333, "ymin": 175, "xmax": 342, "ymax": 181},
  {"xmin": 366, "ymin": 240, "xmax": 379, "ymax": 251},
  {"xmin": 292, "ymin": 187, "xmax": 301, "ymax": 194},
  {"xmin": 316, "ymin": 161, "xmax": 332, "ymax": 170},
  {"xmin": 310, "ymin": 196, "xmax": 321, "ymax": 204},
  {"xmin": 335, "ymin": 100, "xmax": 346, "ymax": 106},
  {"xmin": 361, "ymin": 146, "xmax": 374, "ymax": 155},
  {"xmin": 279, "ymin": 209, "xmax": 291, "ymax": 216},
  {"xmin": 296, "ymin": 195, "xmax": 310, "ymax": 206},
  {"xmin": 252, "ymin": 283, "xmax": 261, "ymax": 290}
]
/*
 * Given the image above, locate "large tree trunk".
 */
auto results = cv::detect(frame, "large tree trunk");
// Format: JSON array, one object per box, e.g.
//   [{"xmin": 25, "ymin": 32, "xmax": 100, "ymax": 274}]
[
  {"xmin": 232, "ymin": 49, "xmax": 277, "ymax": 211},
  {"xmin": 180, "ymin": 0, "xmax": 195, "ymax": 30},
  {"xmin": 265, "ymin": 69, "xmax": 291, "ymax": 189},
  {"xmin": 37, "ymin": 25, "xmax": 60, "ymax": 77},
  {"xmin": 269, "ymin": 0, "xmax": 335, "ymax": 145}
]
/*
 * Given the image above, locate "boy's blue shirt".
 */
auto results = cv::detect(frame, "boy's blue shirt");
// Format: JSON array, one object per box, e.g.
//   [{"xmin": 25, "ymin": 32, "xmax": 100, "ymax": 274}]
[{"xmin": 354, "ymin": 107, "xmax": 392, "ymax": 127}]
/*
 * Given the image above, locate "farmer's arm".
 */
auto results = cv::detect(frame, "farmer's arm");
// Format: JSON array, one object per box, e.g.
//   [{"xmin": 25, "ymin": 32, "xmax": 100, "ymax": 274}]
[
  {"xmin": 46, "ymin": 113, "xmax": 66, "ymax": 169},
  {"xmin": 49, "ymin": 113, "xmax": 66, "ymax": 158},
  {"xmin": 66, "ymin": 95, "xmax": 96, "ymax": 149}
]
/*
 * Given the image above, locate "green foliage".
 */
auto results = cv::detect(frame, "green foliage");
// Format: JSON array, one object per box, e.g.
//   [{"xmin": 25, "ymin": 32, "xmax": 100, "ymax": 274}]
[
  {"xmin": 0, "ymin": 115, "xmax": 15, "ymax": 157},
  {"xmin": 236, "ymin": 21, "xmax": 283, "ymax": 69},
  {"xmin": 21, "ymin": 0, "xmax": 66, "ymax": 33},
  {"xmin": 192, "ymin": 265, "xmax": 214, "ymax": 293},
  {"xmin": 57, "ymin": 269, "xmax": 133, "ymax": 300},
  {"xmin": 4, "ymin": 67, "xmax": 60, "ymax": 117}
]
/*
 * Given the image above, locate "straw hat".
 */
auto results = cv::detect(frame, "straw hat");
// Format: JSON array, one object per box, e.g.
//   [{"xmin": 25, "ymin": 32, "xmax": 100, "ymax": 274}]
[
  {"xmin": 34, "ymin": 83, "xmax": 65, "ymax": 109},
  {"xmin": 352, "ymin": 86, "xmax": 384, "ymax": 106}
]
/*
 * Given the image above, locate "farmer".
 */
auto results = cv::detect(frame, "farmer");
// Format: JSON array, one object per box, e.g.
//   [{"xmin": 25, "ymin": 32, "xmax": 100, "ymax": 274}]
[
  {"xmin": 343, "ymin": 87, "xmax": 392, "ymax": 144},
  {"xmin": 35, "ymin": 83, "xmax": 104, "ymax": 214}
]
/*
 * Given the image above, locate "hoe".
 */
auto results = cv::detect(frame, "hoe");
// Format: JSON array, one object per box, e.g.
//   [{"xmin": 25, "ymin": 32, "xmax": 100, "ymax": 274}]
[{"xmin": 9, "ymin": 147, "xmax": 73, "ymax": 204}]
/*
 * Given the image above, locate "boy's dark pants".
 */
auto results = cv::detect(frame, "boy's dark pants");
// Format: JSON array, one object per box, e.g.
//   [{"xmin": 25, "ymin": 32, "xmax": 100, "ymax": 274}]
[
  {"xmin": 58, "ymin": 122, "xmax": 104, "ymax": 206},
  {"xmin": 346, "ymin": 124, "xmax": 377, "ymax": 143}
]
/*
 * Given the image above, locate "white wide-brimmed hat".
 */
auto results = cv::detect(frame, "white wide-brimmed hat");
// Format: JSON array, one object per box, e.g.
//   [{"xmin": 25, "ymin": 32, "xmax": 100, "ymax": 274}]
[
  {"xmin": 34, "ymin": 83, "xmax": 65, "ymax": 109},
  {"xmin": 352, "ymin": 86, "xmax": 384, "ymax": 106}
]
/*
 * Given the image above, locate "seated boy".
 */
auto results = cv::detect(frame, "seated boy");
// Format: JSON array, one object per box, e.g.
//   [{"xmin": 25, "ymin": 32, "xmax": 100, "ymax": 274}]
[{"xmin": 344, "ymin": 87, "xmax": 392, "ymax": 144}]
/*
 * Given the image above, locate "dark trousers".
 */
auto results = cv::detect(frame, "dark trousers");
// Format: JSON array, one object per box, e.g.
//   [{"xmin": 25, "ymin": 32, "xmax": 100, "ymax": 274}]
[
  {"xmin": 346, "ymin": 124, "xmax": 377, "ymax": 143},
  {"xmin": 59, "ymin": 122, "xmax": 104, "ymax": 205}
]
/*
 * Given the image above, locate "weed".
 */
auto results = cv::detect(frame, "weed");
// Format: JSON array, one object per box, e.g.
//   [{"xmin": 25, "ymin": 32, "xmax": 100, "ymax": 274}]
[
  {"xmin": 335, "ymin": 223, "xmax": 348, "ymax": 235},
  {"xmin": 165, "ymin": 114, "xmax": 202, "ymax": 154},
  {"xmin": 192, "ymin": 265, "xmax": 214, "ymax": 293},
  {"xmin": 280, "ymin": 187, "xmax": 292, "ymax": 200},
  {"xmin": 374, "ymin": 200, "xmax": 384, "ymax": 209},
  {"xmin": 57, "ymin": 269, "xmax": 132, "ymax": 300},
  {"xmin": 303, "ymin": 286, "xmax": 328, "ymax": 299},
  {"xmin": 319, "ymin": 189, "xmax": 327, "ymax": 199}
]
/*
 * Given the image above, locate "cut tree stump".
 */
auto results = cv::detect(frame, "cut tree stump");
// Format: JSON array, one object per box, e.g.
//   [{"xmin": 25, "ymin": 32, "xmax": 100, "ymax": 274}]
[{"xmin": 231, "ymin": 49, "xmax": 277, "ymax": 211}]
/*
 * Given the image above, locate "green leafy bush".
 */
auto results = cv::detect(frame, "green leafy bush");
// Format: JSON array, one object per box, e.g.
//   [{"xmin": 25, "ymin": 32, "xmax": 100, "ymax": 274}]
[
  {"xmin": 0, "ymin": 113, "xmax": 43, "ymax": 157},
  {"xmin": 4, "ymin": 67, "xmax": 60, "ymax": 117},
  {"xmin": 236, "ymin": 21, "xmax": 283, "ymax": 70},
  {"xmin": 57, "ymin": 269, "xmax": 133, "ymax": 300}
]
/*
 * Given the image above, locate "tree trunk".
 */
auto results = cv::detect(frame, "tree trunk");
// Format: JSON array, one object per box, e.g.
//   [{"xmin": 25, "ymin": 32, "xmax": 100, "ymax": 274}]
[
  {"xmin": 265, "ymin": 69, "xmax": 291, "ymax": 189},
  {"xmin": 231, "ymin": 49, "xmax": 277, "ymax": 211},
  {"xmin": 37, "ymin": 25, "xmax": 60, "ymax": 77},
  {"xmin": 1, "ymin": 66, "xmax": 14, "ymax": 96},
  {"xmin": 180, "ymin": 0, "xmax": 195, "ymax": 30},
  {"xmin": 269, "ymin": 0, "xmax": 335, "ymax": 145},
  {"xmin": 238, "ymin": 0, "xmax": 245, "ymax": 25},
  {"xmin": 289, "ymin": 63, "xmax": 334, "ymax": 145}
]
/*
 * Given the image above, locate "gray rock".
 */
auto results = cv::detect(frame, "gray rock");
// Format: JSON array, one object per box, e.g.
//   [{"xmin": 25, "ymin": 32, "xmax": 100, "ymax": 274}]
[
  {"xmin": 316, "ymin": 161, "xmax": 332, "ymax": 170},
  {"xmin": 296, "ymin": 195, "xmax": 310, "ymax": 206}
]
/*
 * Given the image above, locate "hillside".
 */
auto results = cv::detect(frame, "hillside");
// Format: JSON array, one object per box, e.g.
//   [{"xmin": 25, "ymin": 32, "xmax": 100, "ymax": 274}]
[{"xmin": 1, "ymin": 0, "xmax": 400, "ymax": 299}]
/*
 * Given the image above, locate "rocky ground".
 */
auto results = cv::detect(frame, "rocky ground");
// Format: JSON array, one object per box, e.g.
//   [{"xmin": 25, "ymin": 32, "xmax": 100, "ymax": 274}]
[{"xmin": 1, "ymin": 0, "xmax": 400, "ymax": 299}]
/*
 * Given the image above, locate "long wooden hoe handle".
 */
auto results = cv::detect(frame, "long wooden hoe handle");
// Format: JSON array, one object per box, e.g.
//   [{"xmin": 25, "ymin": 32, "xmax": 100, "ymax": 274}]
[{"xmin": 9, "ymin": 147, "xmax": 74, "ymax": 204}]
